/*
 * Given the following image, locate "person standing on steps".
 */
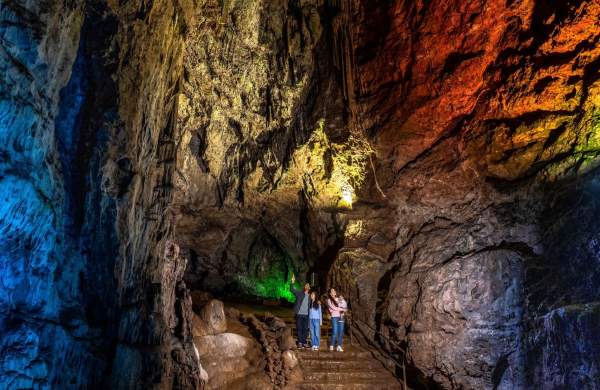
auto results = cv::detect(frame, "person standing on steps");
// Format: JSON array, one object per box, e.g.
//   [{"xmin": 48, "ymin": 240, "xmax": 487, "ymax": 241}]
[
  {"xmin": 308, "ymin": 291, "xmax": 322, "ymax": 351},
  {"xmin": 327, "ymin": 287, "xmax": 347, "ymax": 352},
  {"xmin": 290, "ymin": 273, "xmax": 310, "ymax": 348},
  {"xmin": 338, "ymin": 294, "xmax": 348, "ymax": 350}
]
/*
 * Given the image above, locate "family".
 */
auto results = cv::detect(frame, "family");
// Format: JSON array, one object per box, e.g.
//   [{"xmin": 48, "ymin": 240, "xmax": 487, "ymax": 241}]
[{"xmin": 290, "ymin": 273, "xmax": 347, "ymax": 351}]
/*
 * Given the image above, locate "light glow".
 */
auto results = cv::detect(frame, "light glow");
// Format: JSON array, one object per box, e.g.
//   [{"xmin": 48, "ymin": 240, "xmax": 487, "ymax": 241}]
[{"xmin": 339, "ymin": 183, "xmax": 354, "ymax": 209}]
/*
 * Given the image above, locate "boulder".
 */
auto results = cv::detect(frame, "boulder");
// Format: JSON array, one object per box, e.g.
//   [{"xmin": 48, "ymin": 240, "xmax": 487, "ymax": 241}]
[
  {"xmin": 195, "ymin": 333, "xmax": 265, "ymax": 389},
  {"xmin": 282, "ymin": 350, "xmax": 298, "ymax": 370},
  {"xmin": 193, "ymin": 299, "xmax": 227, "ymax": 337}
]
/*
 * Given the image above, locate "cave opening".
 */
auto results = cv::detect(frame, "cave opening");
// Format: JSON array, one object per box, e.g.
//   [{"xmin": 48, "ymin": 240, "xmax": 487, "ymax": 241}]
[{"xmin": 179, "ymin": 204, "xmax": 349, "ymax": 307}]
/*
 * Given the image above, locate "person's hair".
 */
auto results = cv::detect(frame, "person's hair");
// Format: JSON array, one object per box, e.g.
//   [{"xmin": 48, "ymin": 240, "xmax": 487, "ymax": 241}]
[
  {"xmin": 311, "ymin": 298, "xmax": 320, "ymax": 309},
  {"xmin": 328, "ymin": 288, "xmax": 338, "ymax": 306}
]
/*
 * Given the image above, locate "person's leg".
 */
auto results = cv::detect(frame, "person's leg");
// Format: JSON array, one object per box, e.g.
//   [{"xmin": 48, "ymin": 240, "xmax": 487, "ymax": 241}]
[
  {"xmin": 337, "ymin": 320, "xmax": 345, "ymax": 348},
  {"xmin": 315, "ymin": 321, "xmax": 320, "ymax": 347},
  {"xmin": 330, "ymin": 317, "xmax": 339, "ymax": 347},
  {"xmin": 295, "ymin": 315, "xmax": 303, "ymax": 346},
  {"xmin": 305, "ymin": 315, "xmax": 310, "ymax": 346},
  {"xmin": 300, "ymin": 315, "xmax": 309, "ymax": 345},
  {"xmin": 309, "ymin": 319, "xmax": 316, "ymax": 348}
]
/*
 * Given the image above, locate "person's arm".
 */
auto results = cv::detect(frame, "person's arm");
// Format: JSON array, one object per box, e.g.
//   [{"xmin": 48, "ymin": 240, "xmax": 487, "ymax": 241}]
[
  {"xmin": 289, "ymin": 273, "xmax": 300, "ymax": 294},
  {"xmin": 327, "ymin": 298, "xmax": 338, "ymax": 313},
  {"xmin": 319, "ymin": 305, "xmax": 323, "ymax": 325}
]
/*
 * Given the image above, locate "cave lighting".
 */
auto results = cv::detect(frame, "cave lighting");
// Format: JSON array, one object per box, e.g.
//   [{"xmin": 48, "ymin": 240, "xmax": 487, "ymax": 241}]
[
  {"xmin": 339, "ymin": 183, "xmax": 354, "ymax": 209},
  {"xmin": 236, "ymin": 274, "xmax": 296, "ymax": 303}
]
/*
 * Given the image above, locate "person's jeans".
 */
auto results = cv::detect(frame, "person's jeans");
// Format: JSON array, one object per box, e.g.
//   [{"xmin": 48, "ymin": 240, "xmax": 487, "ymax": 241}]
[
  {"xmin": 338, "ymin": 319, "xmax": 345, "ymax": 347},
  {"xmin": 309, "ymin": 319, "xmax": 321, "ymax": 347},
  {"xmin": 330, "ymin": 316, "xmax": 344, "ymax": 347},
  {"xmin": 296, "ymin": 314, "xmax": 309, "ymax": 345}
]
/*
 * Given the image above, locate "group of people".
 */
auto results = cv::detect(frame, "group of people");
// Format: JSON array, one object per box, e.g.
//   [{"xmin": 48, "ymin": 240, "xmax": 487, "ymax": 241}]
[{"xmin": 290, "ymin": 273, "xmax": 347, "ymax": 352}]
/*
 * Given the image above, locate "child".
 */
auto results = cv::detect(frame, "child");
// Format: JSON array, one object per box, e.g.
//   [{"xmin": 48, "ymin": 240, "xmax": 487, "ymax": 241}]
[{"xmin": 308, "ymin": 291, "xmax": 322, "ymax": 351}]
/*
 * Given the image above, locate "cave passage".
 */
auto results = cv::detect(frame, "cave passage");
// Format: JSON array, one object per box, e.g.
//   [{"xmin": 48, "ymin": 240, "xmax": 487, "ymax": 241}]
[{"xmin": 2, "ymin": 0, "xmax": 600, "ymax": 389}]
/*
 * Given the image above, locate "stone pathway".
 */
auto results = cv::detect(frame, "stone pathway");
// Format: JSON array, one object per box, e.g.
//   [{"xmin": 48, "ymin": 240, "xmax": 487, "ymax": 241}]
[
  {"xmin": 265, "ymin": 305, "xmax": 404, "ymax": 390},
  {"xmin": 229, "ymin": 302, "xmax": 405, "ymax": 390},
  {"xmin": 295, "ymin": 345, "xmax": 404, "ymax": 390}
]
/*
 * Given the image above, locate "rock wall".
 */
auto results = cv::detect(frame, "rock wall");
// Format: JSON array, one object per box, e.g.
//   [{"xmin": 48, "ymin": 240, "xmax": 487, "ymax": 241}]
[
  {"xmin": 1, "ymin": 0, "xmax": 200, "ymax": 387},
  {"xmin": 327, "ymin": 0, "xmax": 600, "ymax": 389},
  {"xmin": 174, "ymin": 0, "xmax": 352, "ymax": 299},
  {"xmin": 172, "ymin": 0, "xmax": 600, "ymax": 388},
  {"xmin": 2, "ymin": 0, "xmax": 599, "ymax": 388}
]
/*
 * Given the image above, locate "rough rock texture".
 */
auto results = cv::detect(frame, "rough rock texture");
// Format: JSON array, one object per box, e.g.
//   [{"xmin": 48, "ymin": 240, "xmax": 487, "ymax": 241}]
[
  {"xmin": 1, "ymin": 0, "xmax": 201, "ymax": 388},
  {"xmin": 192, "ymin": 299, "xmax": 227, "ymax": 337},
  {"xmin": 3, "ymin": 0, "xmax": 600, "ymax": 389},
  {"xmin": 326, "ymin": 1, "xmax": 600, "ymax": 389},
  {"xmin": 193, "ymin": 301, "xmax": 299, "ymax": 389},
  {"xmin": 175, "ymin": 0, "xmax": 352, "ymax": 300},
  {"xmin": 174, "ymin": 0, "xmax": 600, "ymax": 389}
]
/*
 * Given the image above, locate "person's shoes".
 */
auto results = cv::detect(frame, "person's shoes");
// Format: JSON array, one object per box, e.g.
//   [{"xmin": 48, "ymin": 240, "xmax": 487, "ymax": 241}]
[
  {"xmin": 336, "ymin": 345, "xmax": 344, "ymax": 352},
  {"xmin": 329, "ymin": 345, "xmax": 334, "ymax": 351}
]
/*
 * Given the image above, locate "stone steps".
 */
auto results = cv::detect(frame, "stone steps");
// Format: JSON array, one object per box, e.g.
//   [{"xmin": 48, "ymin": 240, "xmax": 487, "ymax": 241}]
[
  {"xmin": 296, "ymin": 345, "xmax": 404, "ymax": 389},
  {"xmin": 297, "ymin": 379, "xmax": 403, "ymax": 390},
  {"xmin": 296, "ymin": 349, "xmax": 372, "ymax": 359},
  {"xmin": 228, "ymin": 303, "xmax": 405, "ymax": 389},
  {"xmin": 300, "ymin": 358, "xmax": 383, "ymax": 371},
  {"xmin": 303, "ymin": 369, "xmax": 385, "ymax": 382}
]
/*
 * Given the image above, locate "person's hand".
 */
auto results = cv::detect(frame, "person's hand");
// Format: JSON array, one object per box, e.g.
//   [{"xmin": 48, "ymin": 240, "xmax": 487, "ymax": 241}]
[{"xmin": 291, "ymin": 273, "xmax": 295, "ymax": 284}]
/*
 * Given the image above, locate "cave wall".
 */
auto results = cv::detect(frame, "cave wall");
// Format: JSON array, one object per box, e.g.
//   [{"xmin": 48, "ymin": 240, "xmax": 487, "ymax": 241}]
[
  {"xmin": 326, "ymin": 0, "xmax": 600, "ymax": 389},
  {"xmin": 174, "ymin": 0, "xmax": 352, "ymax": 299},
  {"xmin": 172, "ymin": 0, "xmax": 600, "ymax": 387},
  {"xmin": 2, "ymin": 0, "xmax": 599, "ymax": 388},
  {"xmin": 1, "ymin": 0, "xmax": 200, "ymax": 387}
]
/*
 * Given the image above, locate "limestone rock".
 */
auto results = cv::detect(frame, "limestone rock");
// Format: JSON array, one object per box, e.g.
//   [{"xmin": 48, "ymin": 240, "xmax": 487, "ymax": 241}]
[
  {"xmin": 282, "ymin": 350, "xmax": 298, "ymax": 370},
  {"xmin": 193, "ymin": 299, "xmax": 227, "ymax": 337},
  {"xmin": 279, "ymin": 329, "xmax": 296, "ymax": 352},
  {"xmin": 195, "ymin": 333, "xmax": 266, "ymax": 389}
]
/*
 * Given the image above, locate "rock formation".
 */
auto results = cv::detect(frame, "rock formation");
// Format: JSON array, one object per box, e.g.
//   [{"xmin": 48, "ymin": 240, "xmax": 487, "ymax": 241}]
[
  {"xmin": 192, "ymin": 300, "xmax": 300, "ymax": 389},
  {"xmin": 1, "ymin": 0, "xmax": 599, "ymax": 389},
  {"xmin": 1, "ymin": 0, "xmax": 199, "ymax": 388}
]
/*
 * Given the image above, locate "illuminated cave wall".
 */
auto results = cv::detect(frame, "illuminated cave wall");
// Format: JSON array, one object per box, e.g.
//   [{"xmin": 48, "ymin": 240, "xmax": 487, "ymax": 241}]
[
  {"xmin": 1, "ymin": 0, "xmax": 600, "ymax": 389},
  {"xmin": 325, "ymin": 1, "xmax": 600, "ymax": 389},
  {"xmin": 1, "ymin": 1, "xmax": 199, "ymax": 388},
  {"xmin": 175, "ymin": 0, "xmax": 600, "ymax": 389},
  {"xmin": 174, "ymin": 0, "xmax": 353, "ymax": 301}
]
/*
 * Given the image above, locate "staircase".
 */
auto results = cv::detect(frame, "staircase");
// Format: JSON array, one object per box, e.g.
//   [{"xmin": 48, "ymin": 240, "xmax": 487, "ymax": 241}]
[
  {"xmin": 296, "ymin": 346, "xmax": 404, "ymax": 390},
  {"xmin": 228, "ymin": 302, "xmax": 405, "ymax": 390}
]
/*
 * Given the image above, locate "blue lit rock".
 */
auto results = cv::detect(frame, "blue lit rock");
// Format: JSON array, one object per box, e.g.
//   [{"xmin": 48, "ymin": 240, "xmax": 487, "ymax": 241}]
[{"xmin": 0, "ymin": 0, "xmax": 201, "ymax": 388}]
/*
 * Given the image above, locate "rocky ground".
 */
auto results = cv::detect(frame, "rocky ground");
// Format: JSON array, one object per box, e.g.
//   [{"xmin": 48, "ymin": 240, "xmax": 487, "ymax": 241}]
[{"xmin": 191, "ymin": 295, "xmax": 302, "ymax": 390}]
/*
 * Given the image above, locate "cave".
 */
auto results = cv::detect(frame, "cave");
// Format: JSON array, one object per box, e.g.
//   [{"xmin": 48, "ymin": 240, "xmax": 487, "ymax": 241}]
[{"xmin": 1, "ymin": 0, "xmax": 600, "ymax": 389}]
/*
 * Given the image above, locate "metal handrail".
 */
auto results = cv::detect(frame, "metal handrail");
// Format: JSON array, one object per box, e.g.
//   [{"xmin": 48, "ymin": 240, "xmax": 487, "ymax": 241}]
[{"xmin": 351, "ymin": 316, "xmax": 408, "ymax": 390}]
